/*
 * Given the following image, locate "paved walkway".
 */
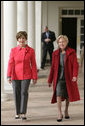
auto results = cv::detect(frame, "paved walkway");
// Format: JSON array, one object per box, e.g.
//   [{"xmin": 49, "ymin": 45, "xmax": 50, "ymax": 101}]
[{"xmin": 1, "ymin": 64, "xmax": 84, "ymax": 125}]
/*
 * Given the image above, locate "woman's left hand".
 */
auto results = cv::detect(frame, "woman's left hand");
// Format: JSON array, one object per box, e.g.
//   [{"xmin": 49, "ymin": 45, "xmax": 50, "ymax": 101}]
[
  {"xmin": 33, "ymin": 80, "xmax": 37, "ymax": 84},
  {"xmin": 72, "ymin": 77, "xmax": 77, "ymax": 82}
]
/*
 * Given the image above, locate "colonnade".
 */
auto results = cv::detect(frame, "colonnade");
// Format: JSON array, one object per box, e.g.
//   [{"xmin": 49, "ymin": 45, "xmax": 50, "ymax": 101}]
[{"xmin": 1, "ymin": 1, "xmax": 42, "ymax": 100}]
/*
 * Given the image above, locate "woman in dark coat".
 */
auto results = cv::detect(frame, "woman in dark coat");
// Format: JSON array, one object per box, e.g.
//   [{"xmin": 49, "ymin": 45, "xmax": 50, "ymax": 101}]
[{"xmin": 48, "ymin": 35, "xmax": 80, "ymax": 122}]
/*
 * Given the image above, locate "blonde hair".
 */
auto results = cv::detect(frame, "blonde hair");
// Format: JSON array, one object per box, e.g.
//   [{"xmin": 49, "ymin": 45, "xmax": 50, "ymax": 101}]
[{"xmin": 57, "ymin": 35, "xmax": 69, "ymax": 43}]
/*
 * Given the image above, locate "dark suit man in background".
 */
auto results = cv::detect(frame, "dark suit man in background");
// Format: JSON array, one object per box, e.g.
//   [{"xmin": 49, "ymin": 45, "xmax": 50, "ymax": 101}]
[{"xmin": 41, "ymin": 26, "xmax": 56, "ymax": 69}]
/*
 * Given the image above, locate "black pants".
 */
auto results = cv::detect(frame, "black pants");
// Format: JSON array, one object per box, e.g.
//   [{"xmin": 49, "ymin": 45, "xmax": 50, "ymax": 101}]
[
  {"xmin": 12, "ymin": 80, "xmax": 30, "ymax": 115},
  {"xmin": 41, "ymin": 47, "xmax": 53, "ymax": 68}
]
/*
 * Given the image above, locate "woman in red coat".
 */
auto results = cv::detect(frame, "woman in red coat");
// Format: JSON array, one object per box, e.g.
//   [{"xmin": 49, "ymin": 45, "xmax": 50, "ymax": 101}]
[
  {"xmin": 48, "ymin": 35, "xmax": 80, "ymax": 122},
  {"xmin": 7, "ymin": 31, "xmax": 37, "ymax": 120}
]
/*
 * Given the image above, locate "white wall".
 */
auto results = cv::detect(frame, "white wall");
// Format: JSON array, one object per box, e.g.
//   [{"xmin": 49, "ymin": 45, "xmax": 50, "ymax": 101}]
[
  {"xmin": 47, "ymin": 1, "xmax": 84, "ymax": 34},
  {"xmin": 42, "ymin": 1, "xmax": 84, "ymax": 53}
]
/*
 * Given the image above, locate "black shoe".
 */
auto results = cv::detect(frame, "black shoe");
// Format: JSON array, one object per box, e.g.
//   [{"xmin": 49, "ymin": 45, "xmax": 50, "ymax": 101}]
[
  {"xmin": 21, "ymin": 114, "xmax": 27, "ymax": 120},
  {"xmin": 65, "ymin": 116, "xmax": 70, "ymax": 119},
  {"xmin": 22, "ymin": 117, "xmax": 27, "ymax": 120},
  {"xmin": 40, "ymin": 67, "xmax": 45, "ymax": 70},
  {"xmin": 41, "ymin": 67, "xmax": 44, "ymax": 69},
  {"xmin": 15, "ymin": 115, "xmax": 20, "ymax": 119},
  {"xmin": 57, "ymin": 118, "xmax": 62, "ymax": 122},
  {"xmin": 57, "ymin": 115, "xmax": 63, "ymax": 122},
  {"xmin": 37, "ymin": 69, "xmax": 39, "ymax": 72}
]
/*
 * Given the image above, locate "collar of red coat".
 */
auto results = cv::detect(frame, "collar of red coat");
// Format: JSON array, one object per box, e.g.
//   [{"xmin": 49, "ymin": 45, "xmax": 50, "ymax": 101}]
[
  {"xmin": 55, "ymin": 47, "xmax": 75, "ymax": 56},
  {"xmin": 17, "ymin": 44, "xmax": 30, "ymax": 51}
]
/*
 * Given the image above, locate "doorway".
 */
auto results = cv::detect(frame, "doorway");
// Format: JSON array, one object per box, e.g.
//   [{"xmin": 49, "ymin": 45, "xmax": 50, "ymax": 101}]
[{"xmin": 62, "ymin": 18, "xmax": 77, "ymax": 51}]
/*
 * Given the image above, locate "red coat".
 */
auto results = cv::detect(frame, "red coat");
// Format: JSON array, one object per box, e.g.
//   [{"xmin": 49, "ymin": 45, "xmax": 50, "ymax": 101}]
[
  {"xmin": 48, "ymin": 47, "xmax": 80, "ymax": 103},
  {"xmin": 7, "ymin": 44, "xmax": 37, "ymax": 80}
]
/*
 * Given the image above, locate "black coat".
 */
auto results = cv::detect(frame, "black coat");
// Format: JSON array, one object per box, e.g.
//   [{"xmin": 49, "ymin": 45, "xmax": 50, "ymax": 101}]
[{"xmin": 41, "ymin": 30, "xmax": 56, "ymax": 49}]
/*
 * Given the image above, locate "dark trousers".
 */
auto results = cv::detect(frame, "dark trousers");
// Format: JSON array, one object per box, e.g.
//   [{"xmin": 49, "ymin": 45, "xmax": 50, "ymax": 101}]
[
  {"xmin": 12, "ymin": 80, "xmax": 30, "ymax": 115},
  {"xmin": 41, "ymin": 47, "xmax": 53, "ymax": 68}
]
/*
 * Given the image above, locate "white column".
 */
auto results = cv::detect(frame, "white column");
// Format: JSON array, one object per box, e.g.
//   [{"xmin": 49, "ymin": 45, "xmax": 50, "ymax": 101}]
[
  {"xmin": 35, "ymin": 1, "xmax": 42, "ymax": 69},
  {"xmin": 1, "ymin": 1, "xmax": 4, "ymax": 95},
  {"xmin": 1, "ymin": 1, "xmax": 7, "ymax": 101},
  {"xmin": 17, "ymin": 1, "xmax": 27, "ymax": 32},
  {"xmin": 27, "ymin": 1, "xmax": 35, "ymax": 48},
  {"xmin": 77, "ymin": 18, "xmax": 80, "ymax": 59},
  {"xmin": 4, "ymin": 1, "xmax": 17, "ymax": 91},
  {"xmin": 42, "ymin": 1, "xmax": 48, "ymax": 31}
]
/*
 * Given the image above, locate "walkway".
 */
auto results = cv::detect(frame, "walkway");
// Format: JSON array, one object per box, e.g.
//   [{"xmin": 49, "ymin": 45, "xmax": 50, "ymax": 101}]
[{"xmin": 1, "ymin": 65, "xmax": 84, "ymax": 125}]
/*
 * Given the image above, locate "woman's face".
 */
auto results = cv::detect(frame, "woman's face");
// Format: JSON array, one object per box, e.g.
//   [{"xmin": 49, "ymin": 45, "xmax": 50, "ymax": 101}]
[
  {"xmin": 58, "ymin": 38, "xmax": 68, "ymax": 50},
  {"xmin": 18, "ymin": 36, "xmax": 26, "ymax": 47}
]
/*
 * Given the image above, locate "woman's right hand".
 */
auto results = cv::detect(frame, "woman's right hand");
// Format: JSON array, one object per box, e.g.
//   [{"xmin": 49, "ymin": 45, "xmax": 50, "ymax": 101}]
[
  {"xmin": 7, "ymin": 78, "xmax": 12, "ymax": 84},
  {"xmin": 48, "ymin": 83, "xmax": 52, "ymax": 87}
]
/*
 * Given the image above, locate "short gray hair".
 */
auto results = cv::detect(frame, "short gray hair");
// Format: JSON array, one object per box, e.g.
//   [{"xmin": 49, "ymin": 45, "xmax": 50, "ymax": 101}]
[
  {"xmin": 44, "ymin": 26, "xmax": 48, "ymax": 29},
  {"xmin": 57, "ymin": 35, "xmax": 69, "ymax": 43}
]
